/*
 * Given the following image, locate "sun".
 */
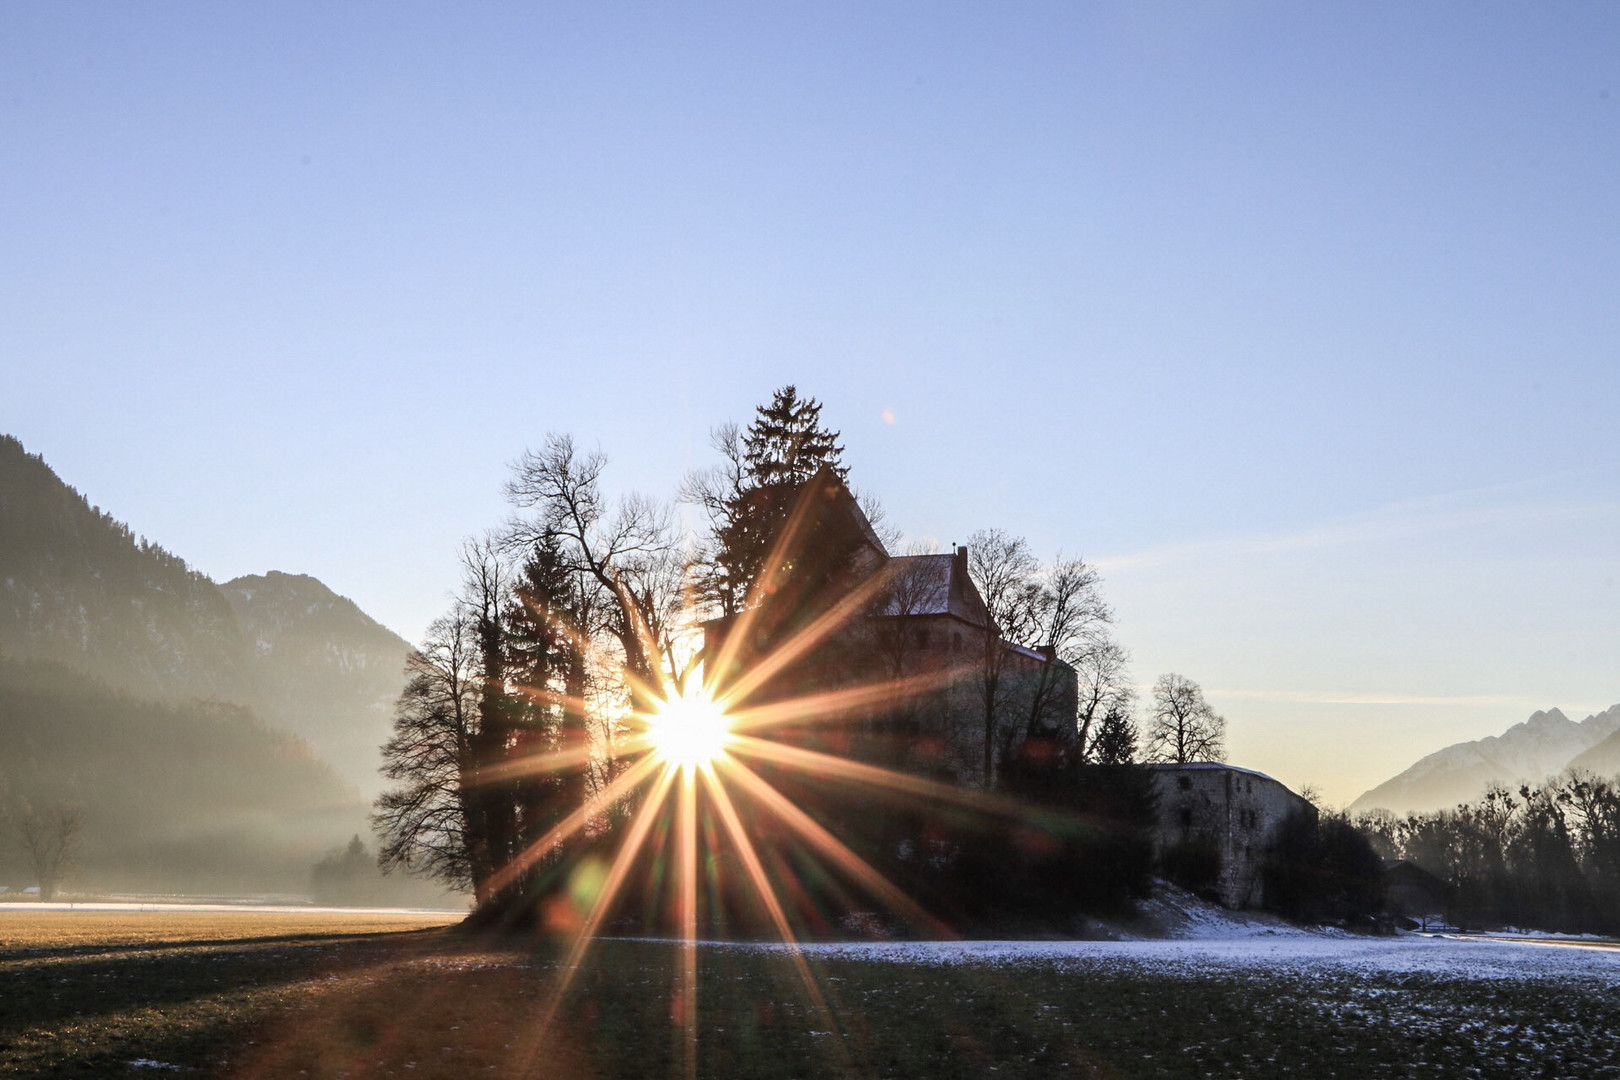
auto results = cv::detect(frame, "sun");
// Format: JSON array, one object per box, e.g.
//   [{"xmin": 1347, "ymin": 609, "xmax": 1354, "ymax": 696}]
[{"xmin": 647, "ymin": 689, "xmax": 733, "ymax": 770}]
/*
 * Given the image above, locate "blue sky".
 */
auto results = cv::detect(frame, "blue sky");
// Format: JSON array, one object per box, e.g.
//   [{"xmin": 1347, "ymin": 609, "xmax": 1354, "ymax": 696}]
[{"xmin": 4, "ymin": 2, "xmax": 1617, "ymax": 803}]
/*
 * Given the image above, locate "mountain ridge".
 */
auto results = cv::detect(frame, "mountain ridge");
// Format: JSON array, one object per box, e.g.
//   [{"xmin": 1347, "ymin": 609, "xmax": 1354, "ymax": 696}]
[
  {"xmin": 220, "ymin": 570, "xmax": 411, "ymax": 793},
  {"xmin": 0, "ymin": 433, "xmax": 410, "ymax": 794},
  {"xmin": 1351, "ymin": 704, "xmax": 1620, "ymax": 815}
]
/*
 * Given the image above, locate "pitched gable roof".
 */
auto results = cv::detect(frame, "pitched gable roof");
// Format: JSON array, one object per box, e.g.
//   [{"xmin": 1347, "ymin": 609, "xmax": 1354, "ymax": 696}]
[
  {"xmin": 877, "ymin": 548, "xmax": 993, "ymax": 630},
  {"xmin": 805, "ymin": 464, "xmax": 887, "ymax": 562}
]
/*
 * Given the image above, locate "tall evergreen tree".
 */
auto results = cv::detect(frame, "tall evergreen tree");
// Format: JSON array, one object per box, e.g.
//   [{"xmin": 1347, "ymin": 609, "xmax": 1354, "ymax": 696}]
[
  {"xmin": 503, "ymin": 537, "xmax": 592, "ymax": 882},
  {"xmin": 709, "ymin": 386, "xmax": 849, "ymax": 615}
]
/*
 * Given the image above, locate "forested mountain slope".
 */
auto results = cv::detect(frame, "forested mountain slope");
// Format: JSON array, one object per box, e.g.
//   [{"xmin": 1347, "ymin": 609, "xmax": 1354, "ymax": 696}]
[
  {"xmin": 0, "ymin": 435, "xmax": 251, "ymax": 703},
  {"xmin": 0, "ymin": 435, "xmax": 410, "ymax": 793}
]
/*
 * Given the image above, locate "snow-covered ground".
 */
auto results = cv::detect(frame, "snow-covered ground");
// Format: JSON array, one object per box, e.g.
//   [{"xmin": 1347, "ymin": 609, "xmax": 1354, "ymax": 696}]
[
  {"xmin": 767, "ymin": 932, "xmax": 1620, "ymax": 985},
  {"xmin": 729, "ymin": 885, "xmax": 1620, "ymax": 984}
]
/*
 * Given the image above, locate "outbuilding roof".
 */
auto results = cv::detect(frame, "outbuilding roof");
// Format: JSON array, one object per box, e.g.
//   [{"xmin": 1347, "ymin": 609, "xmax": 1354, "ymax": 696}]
[{"xmin": 1147, "ymin": 761, "xmax": 1292, "ymax": 786}]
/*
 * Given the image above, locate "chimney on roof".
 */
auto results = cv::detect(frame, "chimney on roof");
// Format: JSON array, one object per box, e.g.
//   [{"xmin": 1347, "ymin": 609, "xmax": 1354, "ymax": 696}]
[{"xmin": 951, "ymin": 545, "xmax": 968, "ymax": 601}]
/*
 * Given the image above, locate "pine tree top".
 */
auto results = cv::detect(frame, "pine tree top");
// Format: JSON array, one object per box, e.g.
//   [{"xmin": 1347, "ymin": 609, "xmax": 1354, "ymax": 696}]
[{"xmin": 743, "ymin": 385, "xmax": 847, "ymax": 488}]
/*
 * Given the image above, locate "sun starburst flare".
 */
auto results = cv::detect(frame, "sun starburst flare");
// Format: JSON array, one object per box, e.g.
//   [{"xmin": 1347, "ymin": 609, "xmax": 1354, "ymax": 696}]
[
  {"xmin": 476, "ymin": 480, "xmax": 1055, "ymax": 1079},
  {"xmin": 489, "ymin": 648, "xmax": 1005, "ymax": 1078},
  {"xmin": 646, "ymin": 689, "xmax": 733, "ymax": 771}
]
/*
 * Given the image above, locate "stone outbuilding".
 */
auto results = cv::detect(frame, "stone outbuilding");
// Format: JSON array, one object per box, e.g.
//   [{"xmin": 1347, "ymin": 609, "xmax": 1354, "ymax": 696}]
[{"xmin": 1149, "ymin": 762, "xmax": 1316, "ymax": 909}]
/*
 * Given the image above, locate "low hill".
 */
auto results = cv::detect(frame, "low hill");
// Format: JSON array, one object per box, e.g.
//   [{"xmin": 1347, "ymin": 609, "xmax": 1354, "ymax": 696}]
[
  {"xmin": 1350, "ymin": 705, "xmax": 1620, "ymax": 815},
  {"xmin": 221, "ymin": 572, "xmax": 411, "ymax": 796}
]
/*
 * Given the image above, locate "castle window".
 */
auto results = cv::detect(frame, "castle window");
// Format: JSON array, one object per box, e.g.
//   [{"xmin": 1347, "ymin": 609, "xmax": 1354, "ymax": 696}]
[
  {"xmin": 952, "ymin": 632, "xmax": 962, "ymax": 652},
  {"xmin": 1177, "ymin": 776, "xmax": 1191, "ymax": 791},
  {"xmin": 915, "ymin": 628, "xmax": 930, "ymax": 649}
]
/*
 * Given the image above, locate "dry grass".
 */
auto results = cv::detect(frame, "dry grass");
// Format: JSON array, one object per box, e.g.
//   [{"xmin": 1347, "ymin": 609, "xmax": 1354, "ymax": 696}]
[{"xmin": 0, "ymin": 909, "xmax": 460, "ymax": 952}]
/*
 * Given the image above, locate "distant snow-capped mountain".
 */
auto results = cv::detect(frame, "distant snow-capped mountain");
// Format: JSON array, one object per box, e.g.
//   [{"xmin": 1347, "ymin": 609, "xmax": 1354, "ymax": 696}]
[{"xmin": 1350, "ymin": 705, "xmax": 1620, "ymax": 815}]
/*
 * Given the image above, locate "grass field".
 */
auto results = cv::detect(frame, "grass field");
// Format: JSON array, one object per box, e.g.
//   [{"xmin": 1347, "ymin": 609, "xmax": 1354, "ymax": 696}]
[{"xmin": 3, "ymin": 909, "xmax": 1619, "ymax": 1078}]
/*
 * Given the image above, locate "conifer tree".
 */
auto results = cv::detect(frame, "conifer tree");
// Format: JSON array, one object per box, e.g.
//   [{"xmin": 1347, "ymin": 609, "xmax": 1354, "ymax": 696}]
[
  {"xmin": 503, "ymin": 537, "xmax": 592, "ymax": 868},
  {"xmin": 711, "ymin": 386, "xmax": 848, "ymax": 614},
  {"xmin": 1090, "ymin": 704, "xmax": 1140, "ymax": 766},
  {"xmin": 743, "ymin": 385, "xmax": 847, "ymax": 488}
]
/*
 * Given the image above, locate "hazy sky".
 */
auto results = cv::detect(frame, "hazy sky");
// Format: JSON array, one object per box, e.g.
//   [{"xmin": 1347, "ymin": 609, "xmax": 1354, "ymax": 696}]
[{"xmin": 4, "ymin": 3, "xmax": 1617, "ymax": 805}]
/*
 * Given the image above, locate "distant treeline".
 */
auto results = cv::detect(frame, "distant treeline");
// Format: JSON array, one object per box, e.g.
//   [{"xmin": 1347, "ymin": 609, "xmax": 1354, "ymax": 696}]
[{"xmin": 1358, "ymin": 773, "xmax": 1620, "ymax": 934}]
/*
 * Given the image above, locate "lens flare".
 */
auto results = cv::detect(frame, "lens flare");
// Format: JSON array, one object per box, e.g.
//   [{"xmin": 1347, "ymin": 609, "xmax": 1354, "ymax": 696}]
[
  {"xmin": 483, "ymin": 476, "xmax": 1052, "ymax": 1079},
  {"xmin": 647, "ymin": 690, "xmax": 732, "ymax": 770}
]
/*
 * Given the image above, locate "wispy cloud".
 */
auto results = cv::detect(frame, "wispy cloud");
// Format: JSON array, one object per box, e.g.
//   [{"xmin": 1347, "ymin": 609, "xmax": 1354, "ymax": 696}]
[{"xmin": 1095, "ymin": 470, "xmax": 1620, "ymax": 575}]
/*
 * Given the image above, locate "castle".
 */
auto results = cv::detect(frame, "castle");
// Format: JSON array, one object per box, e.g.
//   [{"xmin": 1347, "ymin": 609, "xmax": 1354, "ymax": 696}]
[{"xmin": 701, "ymin": 467, "xmax": 1078, "ymax": 786}]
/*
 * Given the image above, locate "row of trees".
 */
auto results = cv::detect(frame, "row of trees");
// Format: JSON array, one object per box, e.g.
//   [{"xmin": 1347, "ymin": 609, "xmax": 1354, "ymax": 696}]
[
  {"xmin": 374, "ymin": 434, "xmax": 683, "ymax": 912},
  {"xmin": 1358, "ymin": 772, "xmax": 1620, "ymax": 933}
]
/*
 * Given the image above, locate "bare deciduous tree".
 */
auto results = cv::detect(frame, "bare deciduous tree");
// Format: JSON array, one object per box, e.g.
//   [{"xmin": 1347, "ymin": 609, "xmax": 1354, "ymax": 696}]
[
  {"xmin": 1073, "ymin": 638, "xmax": 1134, "ymax": 759},
  {"xmin": 967, "ymin": 529, "xmax": 1124, "ymax": 776},
  {"xmin": 1145, "ymin": 673, "xmax": 1226, "ymax": 764},
  {"xmin": 504, "ymin": 433, "xmax": 682, "ymax": 713},
  {"xmin": 14, "ymin": 798, "xmax": 83, "ymax": 901},
  {"xmin": 374, "ymin": 609, "xmax": 483, "ymax": 894},
  {"xmin": 967, "ymin": 529, "xmax": 1040, "ymax": 781},
  {"xmin": 865, "ymin": 543, "xmax": 946, "ymax": 739},
  {"xmin": 1017, "ymin": 553, "xmax": 1112, "ymax": 740},
  {"xmin": 681, "ymin": 422, "xmax": 750, "ymax": 618}
]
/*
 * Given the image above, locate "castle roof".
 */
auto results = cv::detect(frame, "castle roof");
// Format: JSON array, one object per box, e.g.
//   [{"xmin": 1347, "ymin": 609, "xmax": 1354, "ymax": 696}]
[{"xmin": 876, "ymin": 550, "xmax": 993, "ymax": 630}]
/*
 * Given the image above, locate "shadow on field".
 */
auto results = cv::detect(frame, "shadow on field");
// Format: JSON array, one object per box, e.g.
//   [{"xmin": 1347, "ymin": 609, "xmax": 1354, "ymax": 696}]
[
  {"xmin": 12, "ymin": 927, "xmax": 1620, "ymax": 1079},
  {"xmin": 0, "ymin": 928, "xmax": 465, "ymax": 1077},
  {"xmin": 0, "ymin": 926, "xmax": 445, "ymax": 964},
  {"xmin": 216, "ymin": 937, "xmax": 1112, "ymax": 1080}
]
